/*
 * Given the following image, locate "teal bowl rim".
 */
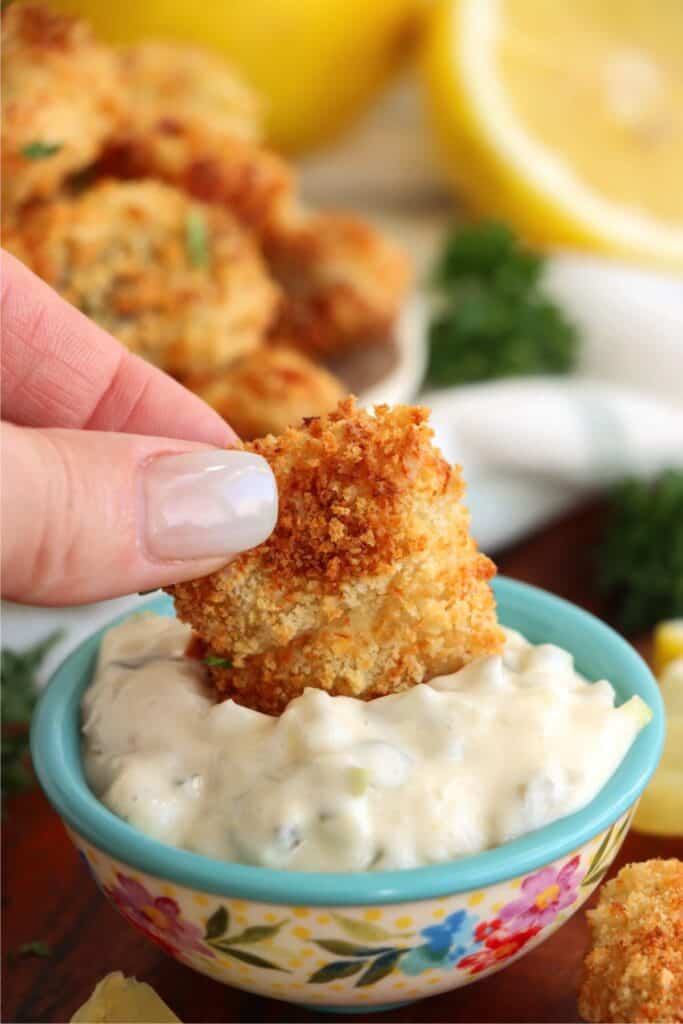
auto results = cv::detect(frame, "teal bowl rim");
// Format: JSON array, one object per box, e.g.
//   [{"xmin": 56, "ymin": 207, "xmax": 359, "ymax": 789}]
[{"xmin": 31, "ymin": 577, "xmax": 664, "ymax": 906}]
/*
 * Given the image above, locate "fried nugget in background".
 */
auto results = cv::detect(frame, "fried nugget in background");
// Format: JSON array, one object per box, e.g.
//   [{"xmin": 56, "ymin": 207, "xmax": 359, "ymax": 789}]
[
  {"xmin": 170, "ymin": 398, "xmax": 504, "ymax": 714},
  {"xmin": 98, "ymin": 126, "xmax": 292, "ymax": 237},
  {"xmin": 120, "ymin": 41, "xmax": 263, "ymax": 144},
  {"xmin": 1, "ymin": 3, "xmax": 125, "ymax": 216},
  {"xmin": 102, "ymin": 33, "xmax": 409, "ymax": 357},
  {"xmin": 579, "ymin": 858, "xmax": 683, "ymax": 1023},
  {"xmin": 265, "ymin": 207, "xmax": 411, "ymax": 357},
  {"xmin": 3, "ymin": 3, "xmax": 410, "ymax": 364},
  {"xmin": 97, "ymin": 37, "xmax": 292, "ymax": 232},
  {"xmin": 4, "ymin": 179, "xmax": 280, "ymax": 376},
  {"xmin": 184, "ymin": 345, "xmax": 345, "ymax": 440}
]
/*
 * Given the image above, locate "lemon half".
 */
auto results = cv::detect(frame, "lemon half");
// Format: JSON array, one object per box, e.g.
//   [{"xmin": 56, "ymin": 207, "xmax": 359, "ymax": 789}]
[{"xmin": 422, "ymin": 0, "xmax": 683, "ymax": 269}]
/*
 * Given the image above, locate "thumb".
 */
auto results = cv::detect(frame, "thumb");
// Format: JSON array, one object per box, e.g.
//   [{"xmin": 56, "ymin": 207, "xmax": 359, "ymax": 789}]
[{"xmin": 1, "ymin": 423, "xmax": 277, "ymax": 605}]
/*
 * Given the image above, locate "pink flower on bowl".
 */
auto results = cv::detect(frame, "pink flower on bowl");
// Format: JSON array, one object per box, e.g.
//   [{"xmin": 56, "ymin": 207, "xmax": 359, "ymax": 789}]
[
  {"xmin": 105, "ymin": 872, "xmax": 212, "ymax": 959},
  {"xmin": 499, "ymin": 854, "xmax": 582, "ymax": 930}
]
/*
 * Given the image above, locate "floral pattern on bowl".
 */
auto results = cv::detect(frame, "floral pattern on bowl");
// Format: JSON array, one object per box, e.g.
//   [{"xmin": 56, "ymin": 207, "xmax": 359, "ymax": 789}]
[{"xmin": 67, "ymin": 808, "xmax": 633, "ymax": 1009}]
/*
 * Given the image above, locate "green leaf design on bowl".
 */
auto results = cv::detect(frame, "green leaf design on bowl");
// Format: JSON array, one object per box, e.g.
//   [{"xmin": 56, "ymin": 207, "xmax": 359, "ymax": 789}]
[
  {"xmin": 308, "ymin": 960, "xmax": 365, "ymax": 984},
  {"xmin": 204, "ymin": 906, "xmax": 229, "ymax": 940},
  {"xmin": 314, "ymin": 939, "xmax": 395, "ymax": 958},
  {"xmin": 214, "ymin": 947, "xmax": 290, "ymax": 972},
  {"xmin": 332, "ymin": 913, "xmax": 394, "ymax": 942},
  {"xmin": 355, "ymin": 950, "xmax": 404, "ymax": 987},
  {"xmin": 220, "ymin": 922, "xmax": 288, "ymax": 945}
]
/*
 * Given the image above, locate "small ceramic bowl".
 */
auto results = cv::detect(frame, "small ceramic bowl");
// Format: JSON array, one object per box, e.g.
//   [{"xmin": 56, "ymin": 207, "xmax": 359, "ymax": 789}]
[{"xmin": 31, "ymin": 578, "xmax": 663, "ymax": 1012}]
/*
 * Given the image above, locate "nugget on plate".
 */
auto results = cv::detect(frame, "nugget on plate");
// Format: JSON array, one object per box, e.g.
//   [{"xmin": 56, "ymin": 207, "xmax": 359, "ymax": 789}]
[
  {"xmin": 2, "ymin": 3, "xmax": 124, "ymax": 215},
  {"xmin": 99, "ymin": 123, "xmax": 292, "ymax": 234},
  {"xmin": 119, "ymin": 41, "xmax": 262, "ymax": 143},
  {"xmin": 579, "ymin": 858, "xmax": 683, "ymax": 1023},
  {"xmin": 5, "ymin": 179, "xmax": 279, "ymax": 375},
  {"xmin": 264, "ymin": 207, "xmax": 411, "ymax": 356},
  {"xmin": 185, "ymin": 345, "xmax": 345, "ymax": 440},
  {"xmin": 170, "ymin": 398, "xmax": 504, "ymax": 714}
]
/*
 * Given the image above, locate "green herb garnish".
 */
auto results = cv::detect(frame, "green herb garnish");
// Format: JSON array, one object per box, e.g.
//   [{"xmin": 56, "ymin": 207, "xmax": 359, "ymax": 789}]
[
  {"xmin": 2, "ymin": 631, "xmax": 62, "ymax": 803},
  {"xmin": 185, "ymin": 211, "xmax": 209, "ymax": 269},
  {"xmin": 204, "ymin": 654, "xmax": 232, "ymax": 669},
  {"xmin": 20, "ymin": 141, "xmax": 62, "ymax": 161},
  {"xmin": 596, "ymin": 469, "xmax": 683, "ymax": 633},
  {"xmin": 426, "ymin": 221, "xmax": 578, "ymax": 388},
  {"xmin": 17, "ymin": 941, "xmax": 52, "ymax": 959}
]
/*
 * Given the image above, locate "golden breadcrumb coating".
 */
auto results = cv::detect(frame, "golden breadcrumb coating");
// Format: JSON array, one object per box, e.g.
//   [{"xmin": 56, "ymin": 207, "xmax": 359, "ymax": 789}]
[
  {"xmin": 98, "ymin": 124, "xmax": 292, "ymax": 235},
  {"xmin": 184, "ymin": 345, "xmax": 345, "ymax": 440},
  {"xmin": 119, "ymin": 41, "xmax": 262, "ymax": 144},
  {"xmin": 1, "ymin": 3, "xmax": 124, "ymax": 215},
  {"xmin": 170, "ymin": 398, "xmax": 503, "ymax": 714},
  {"xmin": 264, "ymin": 207, "xmax": 411, "ymax": 356},
  {"xmin": 4, "ymin": 179, "xmax": 279, "ymax": 375},
  {"xmin": 579, "ymin": 858, "xmax": 683, "ymax": 1023}
]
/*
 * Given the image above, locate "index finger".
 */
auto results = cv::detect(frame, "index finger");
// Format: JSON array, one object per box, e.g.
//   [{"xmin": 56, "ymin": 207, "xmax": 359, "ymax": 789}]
[{"xmin": 1, "ymin": 251, "xmax": 237, "ymax": 446}]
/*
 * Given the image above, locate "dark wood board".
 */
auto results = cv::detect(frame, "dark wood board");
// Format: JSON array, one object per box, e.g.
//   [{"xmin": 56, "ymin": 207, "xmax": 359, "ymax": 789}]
[{"xmin": 4, "ymin": 500, "xmax": 681, "ymax": 1024}]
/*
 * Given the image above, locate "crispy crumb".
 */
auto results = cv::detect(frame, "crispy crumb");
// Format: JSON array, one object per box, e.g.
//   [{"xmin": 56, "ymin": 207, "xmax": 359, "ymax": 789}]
[{"xmin": 579, "ymin": 858, "xmax": 683, "ymax": 1023}]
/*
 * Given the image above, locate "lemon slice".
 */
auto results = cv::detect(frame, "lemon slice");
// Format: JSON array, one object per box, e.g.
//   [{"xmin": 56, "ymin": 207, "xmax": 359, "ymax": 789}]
[
  {"xmin": 653, "ymin": 619, "xmax": 683, "ymax": 677},
  {"xmin": 661, "ymin": 717, "xmax": 683, "ymax": 772},
  {"xmin": 633, "ymin": 768, "xmax": 683, "ymax": 836},
  {"xmin": 422, "ymin": 0, "xmax": 683, "ymax": 269},
  {"xmin": 633, "ymin": 622, "xmax": 683, "ymax": 836}
]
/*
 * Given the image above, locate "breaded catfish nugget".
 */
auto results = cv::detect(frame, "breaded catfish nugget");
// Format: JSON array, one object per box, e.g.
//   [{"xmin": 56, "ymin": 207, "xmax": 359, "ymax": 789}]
[
  {"xmin": 170, "ymin": 398, "xmax": 504, "ymax": 714},
  {"xmin": 184, "ymin": 345, "xmax": 345, "ymax": 440},
  {"xmin": 265, "ymin": 207, "xmax": 411, "ymax": 356},
  {"xmin": 2, "ymin": 3, "xmax": 124, "ymax": 215},
  {"xmin": 99, "ymin": 125, "xmax": 292, "ymax": 236},
  {"xmin": 97, "ymin": 38, "xmax": 290, "ymax": 232},
  {"xmin": 579, "ymin": 858, "xmax": 683, "ymax": 1023},
  {"xmin": 119, "ymin": 41, "xmax": 262, "ymax": 144},
  {"xmin": 5, "ymin": 180, "xmax": 279, "ymax": 375}
]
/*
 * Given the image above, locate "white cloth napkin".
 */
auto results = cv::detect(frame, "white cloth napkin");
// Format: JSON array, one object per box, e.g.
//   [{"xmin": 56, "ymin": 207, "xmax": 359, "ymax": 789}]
[{"xmin": 421, "ymin": 255, "xmax": 683, "ymax": 551}]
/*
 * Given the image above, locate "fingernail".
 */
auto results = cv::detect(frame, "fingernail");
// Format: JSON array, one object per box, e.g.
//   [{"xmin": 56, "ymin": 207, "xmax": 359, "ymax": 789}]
[{"xmin": 144, "ymin": 450, "xmax": 278, "ymax": 561}]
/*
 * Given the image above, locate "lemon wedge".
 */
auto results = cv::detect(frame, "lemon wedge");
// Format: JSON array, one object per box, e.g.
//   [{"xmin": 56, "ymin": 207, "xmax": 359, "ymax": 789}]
[
  {"xmin": 71, "ymin": 973, "xmax": 180, "ymax": 1023},
  {"xmin": 653, "ymin": 619, "xmax": 683, "ymax": 678},
  {"xmin": 633, "ymin": 622, "xmax": 683, "ymax": 836},
  {"xmin": 422, "ymin": 0, "xmax": 683, "ymax": 269},
  {"xmin": 632, "ymin": 769, "xmax": 683, "ymax": 836},
  {"xmin": 661, "ymin": 662, "xmax": 683, "ymax": 720}
]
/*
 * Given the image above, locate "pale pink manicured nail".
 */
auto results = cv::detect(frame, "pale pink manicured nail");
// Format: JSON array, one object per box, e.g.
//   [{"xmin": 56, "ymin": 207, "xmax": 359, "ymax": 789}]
[{"xmin": 144, "ymin": 451, "xmax": 277, "ymax": 561}]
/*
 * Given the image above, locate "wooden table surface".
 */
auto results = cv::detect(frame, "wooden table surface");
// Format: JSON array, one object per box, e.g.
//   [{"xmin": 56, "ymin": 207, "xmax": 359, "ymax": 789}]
[{"xmin": 3, "ymin": 500, "xmax": 681, "ymax": 1024}]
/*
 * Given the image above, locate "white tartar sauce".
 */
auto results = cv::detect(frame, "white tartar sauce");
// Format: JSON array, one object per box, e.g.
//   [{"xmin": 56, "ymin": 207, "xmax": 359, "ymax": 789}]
[{"xmin": 82, "ymin": 613, "xmax": 649, "ymax": 872}]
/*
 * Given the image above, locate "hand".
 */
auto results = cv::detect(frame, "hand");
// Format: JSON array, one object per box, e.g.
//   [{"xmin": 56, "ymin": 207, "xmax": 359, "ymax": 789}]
[{"xmin": 1, "ymin": 251, "xmax": 277, "ymax": 605}]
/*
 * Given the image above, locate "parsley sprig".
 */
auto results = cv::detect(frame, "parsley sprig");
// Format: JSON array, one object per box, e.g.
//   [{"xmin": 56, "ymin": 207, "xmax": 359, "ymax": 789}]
[
  {"xmin": 185, "ymin": 211, "xmax": 209, "ymax": 269},
  {"xmin": 204, "ymin": 654, "xmax": 232, "ymax": 669},
  {"xmin": 21, "ymin": 141, "xmax": 62, "ymax": 161},
  {"xmin": 426, "ymin": 221, "xmax": 578, "ymax": 387},
  {"xmin": 596, "ymin": 470, "xmax": 683, "ymax": 633},
  {"xmin": 2, "ymin": 631, "xmax": 62, "ymax": 802}
]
